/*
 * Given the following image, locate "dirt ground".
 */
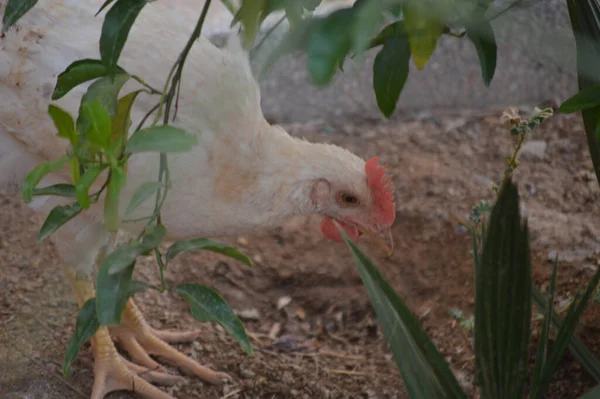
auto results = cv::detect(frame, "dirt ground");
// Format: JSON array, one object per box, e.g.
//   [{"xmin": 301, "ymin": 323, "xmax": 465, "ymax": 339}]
[{"xmin": 2, "ymin": 107, "xmax": 600, "ymax": 399}]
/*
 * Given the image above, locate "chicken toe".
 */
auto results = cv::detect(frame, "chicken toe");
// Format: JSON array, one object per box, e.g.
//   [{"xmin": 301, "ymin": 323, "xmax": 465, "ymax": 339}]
[
  {"xmin": 110, "ymin": 299, "xmax": 231, "ymax": 385},
  {"xmin": 90, "ymin": 326, "xmax": 182, "ymax": 399}
]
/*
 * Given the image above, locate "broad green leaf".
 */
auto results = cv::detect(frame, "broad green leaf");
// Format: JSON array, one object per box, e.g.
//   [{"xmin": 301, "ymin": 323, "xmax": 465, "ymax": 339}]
[
  {"xmin": 307, "ymin": 9, "xmax": 354, "ymax": 86},
  {"xmin": 368, "ymin": 21, "xmax": 404, "ymax": 49},
  {"xmin": 103, "ymin": 245, "xmax": 139, "ymax": 276},
  {"xmin": 110, "ymin": 90, "xmax": 143, "ymax": 155},
  {"xmin": 96, "ymin": 248, "xmax": 135, "ymax": 326},
  {"xmin": 100, "ymin": 0, "xmax": 148, "ymax": 73},
  {"xmin": 340, "ymin": 230, "xmax": 467, "ymax": 398},
  {"xmin": 82, "ymin": 102, "xmax": 112, "ymax": 149},
  {"xmin": 531, "ymin": 264, "xmax": 600, "ymax": 398},
  {"xmin": 233, "ymin": 0, "xmax": 267, "ymax": 48},
  {"xmin": 372, "ymin": 28, "xmax": 411, "ymax": 118},
  {"xmin": 104, "ymin": 166, "xmax": 126, "ymax": 232},
  {"xmin": 62, "ymin": 298, "xmax": 99, "ymax": 377},
  {"xmin": 566, "ymin": 0, "xmax": 600, "ymax": 186},
  {"xmin": 48, "ymin": 105, "xmax": 76, "ymax": 144},
  {"xmin": 77, "ymin": 74, "xmax": 130, "ymax": 140},
  {"xmin": 126, "ymin": 126, "xmax": 198, "ymax": 153},
  {"xmin": 175, "ymin": 284, "xmax": 252, "ymax": 354},
  {"xmin": 402, "ymin": 1, "xmax": 445, "ymax": 69},
  {"xmin": 125, "ymin": 181, "xmax": 163, "ymax": 215},
  {"xmin": 466, "ymin": 16, "xmax": 497, "ymax": 87},
  {"xmin": 75, "ymin": 164, "xmax": 107, "ymax": 209},
  {"xmin": 52, "ymin": 59, "xmax": 126, "ymax": 100},
  {"xmin": 1, "ymin": 0, "xmax": 38, "ymax": 34},
  {"xmin": 107, "ymin": 224, "xmax": 166, "ymax": 275},
  {"xmin": 32, "ymin": 184, "xmax": 76, "ymax": 198},
  {"xmin": 166, "ymin": 238, "xmax": 251, "ymax": 266},
  {"xmin": 38, "ymin": 203, "xmax": 83, "ymax": 242},
  {"xmin": 475, "ymin": 178, "xmax": 531, "ymax": 399},
  {"xmin": 137, "ymin": 223, "xmax": 167, "ymax": 254},
  {"xmin": 22, "ymin": 157, "xmax": 69, "ymax": 202},
  {"xmin": 559, "ymin": 85, "xmax": 600, "ymax": 113},
  {"xmin": 352, "ymin": 0, "xmax": 383, "ymax": 55}
]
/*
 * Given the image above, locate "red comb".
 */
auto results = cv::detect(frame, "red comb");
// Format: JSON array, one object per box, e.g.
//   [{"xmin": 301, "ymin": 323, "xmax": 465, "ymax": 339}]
[{"xmin": 365, "ymin": 157, "xmax": 396, "ymax": 226}]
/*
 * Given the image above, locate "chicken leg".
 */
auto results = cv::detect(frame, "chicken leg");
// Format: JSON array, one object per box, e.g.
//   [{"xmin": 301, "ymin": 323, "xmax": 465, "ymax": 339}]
[{"xmin": 65, "ymin": 268, "xmax": 229, "ymax": 399}]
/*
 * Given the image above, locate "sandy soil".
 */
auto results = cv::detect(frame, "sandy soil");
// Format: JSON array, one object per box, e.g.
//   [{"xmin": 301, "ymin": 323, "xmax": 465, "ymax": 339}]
[{"xmin": 2, "ymin": 108, "xmax": 600, "ymax": 399}]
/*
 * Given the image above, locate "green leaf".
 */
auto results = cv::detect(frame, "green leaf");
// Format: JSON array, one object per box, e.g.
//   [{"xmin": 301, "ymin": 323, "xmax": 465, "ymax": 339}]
[
  {"xmin": 372, "ymin": 28, "xmax": 411, "ymax": 118},
  {"xmin": 466, "ymin": 16, "xmax": 497, "ymax": 87},
  {"xmin": 475, "ymin": 178, "xmax": 531, "ymax": 399},
  {"xmin": 126, "ymin": 126, "xmax": 198, "ymax": 153},
  {"xmin": 100, "ymin": 0, "xmax": 148, "ymax": 73},
  {"xmin": 52, "ymin": 59, "xmax": 126, "ymax": 100},
  {"xmin": 1, "ymin": 0, "xmax": 38, "ymax": 34},
  {"xmin": 110, "ymin": 90, "xmax": 143, "ymax": 155},
  {"xmin": 307, "ymin": 9, "xmax": 354, "ymax": 86},
  {"xmin": 48, "ymin": 105, "xmax": 76, "ymax": 144},
  {"xmin": 38, "ymin": 203, "xmax": 83, "ymax": 242},
  {"xmin": 531, "ymin": 264, "xmax": 600, "ymax": 398},
  {"xmin": 62, "ymin": 298, "xmax": 99, "ymax": 377},
  {"xmin": 340, "ymin": 230, "xmax": 467, "ymax": 398},
  {"xmin": 125, "ymin": 181, "xmax": 163, "ymax": 215},
  {"xmin": 233, "ymin": 0, "xmax": 267, "ymax": 48},
  {"xmin": 531, "ymin": 284, "xmax": 600, "ymax": 382},
  {"xmin": 32, "ymin": 184, "xmax": 76, "ymax": 198},
  {"xmin": 22, "ymin": 157, "xmax": 69, "ymax": 202},
  {"xmin": 96, "ymin": 0, "xmax": 115, "ymax": 16},
  {"xmin": 283, "ymin": 0, "xmax": 303, "ymax": 27},
  {"xmin": 560, "ymin": 85, "xmax": 600, "ymax": 113},
  {"xmin": 530, "ymin": 258, "xmax": 558, "ymax": 395},
  {"xmin": 566, "ymin": 0, "xmax": 600, "ymax": 186},
  {"xmin": 352, "ymin": 0, "xmax": 383, "ymax": 55},
  {"xmin": 175, "ymin": 284, "xmax": 252, "ymax": 354},
  {"xmin": 82, "ymin": 102, "xmax": 112, "ymax": 149},
  {"xmin": 104, "ymin": 166, "xmax": 126, "ymax": 232},
  {"xmin": 96, "ymin": 248, "xmax": 135, "ymax": 326},
  {"xmin": 402, "ymin": 1, "xmax": 445, "ymax": 69},
  {"xmin": 166, "ymin": 238, "xmax": 251, "ymax": 266},
  {"xmin": 106, "ymin": 225, "xmax": 167, "ymax": 277},
  {"xmin": 75, "ymin": 164, "xmax": 107, "ymax": 209}
]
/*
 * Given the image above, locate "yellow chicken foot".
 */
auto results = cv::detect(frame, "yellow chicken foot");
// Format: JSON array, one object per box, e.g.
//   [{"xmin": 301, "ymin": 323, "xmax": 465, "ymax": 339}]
[
  {"xmin": 109, "ymin": 299, "xmax": 231, "ymax": 385},
  {"xmin": 65, "ymin": 268, "xmax": 228, "ymax": 399}
]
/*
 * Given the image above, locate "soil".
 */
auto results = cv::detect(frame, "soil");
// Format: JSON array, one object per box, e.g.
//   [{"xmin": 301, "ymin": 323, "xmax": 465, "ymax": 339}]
[{"xmin": 2, "ymin": 108, "xmax": 600, "ymax": 399}]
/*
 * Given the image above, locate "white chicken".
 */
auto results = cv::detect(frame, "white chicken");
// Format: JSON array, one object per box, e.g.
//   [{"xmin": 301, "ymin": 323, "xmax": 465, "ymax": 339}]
[{"xmin": 0, "ymin": 1, "xmax": 396, "ymax": 398}]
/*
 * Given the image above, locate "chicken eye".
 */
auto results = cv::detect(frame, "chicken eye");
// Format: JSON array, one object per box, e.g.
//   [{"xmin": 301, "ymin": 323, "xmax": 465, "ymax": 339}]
[{"xmin": 340, "ymin": 193, "xmax": 358, "ymax": 205}]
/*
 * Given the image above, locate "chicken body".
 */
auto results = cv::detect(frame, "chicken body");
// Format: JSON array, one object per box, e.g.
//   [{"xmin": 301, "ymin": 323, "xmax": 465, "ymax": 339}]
[{"xmin": 1, "ymin": 1, "xmax": 396, "ymax": 398}]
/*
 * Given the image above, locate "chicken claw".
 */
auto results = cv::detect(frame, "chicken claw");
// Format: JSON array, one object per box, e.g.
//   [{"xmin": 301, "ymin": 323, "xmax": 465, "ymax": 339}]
[
  {"xmin": 110, "ymin": 300, "xmax": 231, "ymax": 386},
  {"xmin": 91, "ymin": 326, "xmax": 182, "ymax": 399}
]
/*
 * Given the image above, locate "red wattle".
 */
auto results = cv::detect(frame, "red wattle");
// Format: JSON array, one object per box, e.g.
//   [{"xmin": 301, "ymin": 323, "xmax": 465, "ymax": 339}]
[{"xmin": 320, "ymin": 217, "xmax": 361, "ymax": 243}]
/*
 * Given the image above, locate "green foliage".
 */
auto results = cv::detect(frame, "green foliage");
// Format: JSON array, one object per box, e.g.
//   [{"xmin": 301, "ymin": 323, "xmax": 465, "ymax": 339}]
[
  {"xmin": 38, "ymin": 203, "xmax": 83, "ymax": 242},
  {"xmin": 125, "ymin": 181, "xmax": 163, "ymax": 215},
  {"xmin": 340, "ymin": 230, "xmax": 467, "ymax": 399},
  {"xmin": 474, "ymin": 179, "xmax": 531, "ymax": 399},
  {"xmin": 165, "ymin": 238, "xmax": 252, "ymax": 266},
  {"xmin": 62, "ymin": 298, "xmax": 99, "ymax": 377},
  {"xmin": 559, "ymin": 85, "xmax": 600, "ymax": 114},
  {"xmin": 22, "ymin": 157, "xmax": 69, "ymax": 202},
  {"xmin": 48, "ymin": 105, "xmax": 77, "ymax": 144},
  {"xmin": 1, "ymin": 0, "xmax": 38, "ymax": 34},
  {"xmin": 52, "ymin": 59, "xmax": 126, "ymax": 100},
  {"xmin": 372, "ymin": 23, "xmax": 411, "ymax": 118},
  {"xmin": 99, "ymin": 0, "xmax": 148, "ymax": 74},
  {"xmin": 175, "ymin": 284, "xmax": 253, "ymax": 354},
  {"xmin": 126, "ymin": 126, "xmax": 198, "ymax": 153},
  {"xmin": 465, "ymin": 14, "xmax": 497, "ymax": 87}
]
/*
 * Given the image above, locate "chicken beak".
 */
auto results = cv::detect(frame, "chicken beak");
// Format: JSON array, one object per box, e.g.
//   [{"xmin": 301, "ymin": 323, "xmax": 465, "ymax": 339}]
[{"xmin": 362, "ymin": 226, "xmax": 394, "ymax": 257}]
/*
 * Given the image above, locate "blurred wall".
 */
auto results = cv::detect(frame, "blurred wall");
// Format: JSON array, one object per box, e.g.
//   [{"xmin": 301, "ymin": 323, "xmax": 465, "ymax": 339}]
[{"xmin": 210, "ymin": 0, "xmax": 579, "ymax": 123}]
